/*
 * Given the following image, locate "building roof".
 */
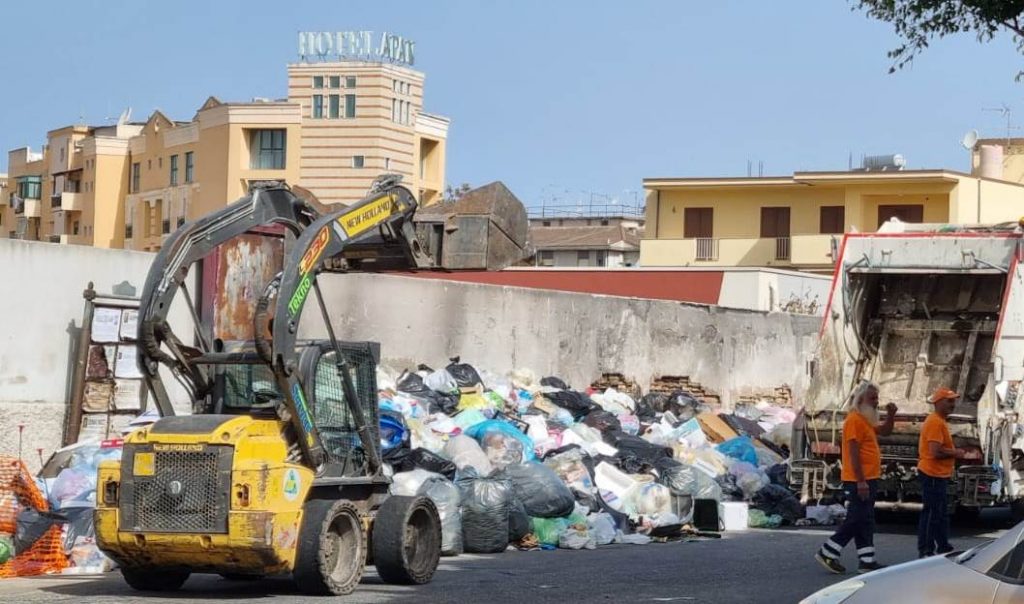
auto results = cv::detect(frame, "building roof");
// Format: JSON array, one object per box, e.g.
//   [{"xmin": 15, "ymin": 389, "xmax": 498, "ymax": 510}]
[
  {"xmin": 643, "ymin": 169, "xmax": 1024, "ymax": 189},
  {"xmin": 530, "ymin": 224, "xmax": 641, "ymax": 251}
]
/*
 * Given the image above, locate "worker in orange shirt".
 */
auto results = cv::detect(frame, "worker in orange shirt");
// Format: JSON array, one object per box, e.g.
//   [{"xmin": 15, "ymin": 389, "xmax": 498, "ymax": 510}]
[
  {"xmin": 816, "ymin": 381, "xmax": 897, "ymax": 574},
  {"xmin": 917, "ymin": 387, "xmax": 966, "ymax": 558}
]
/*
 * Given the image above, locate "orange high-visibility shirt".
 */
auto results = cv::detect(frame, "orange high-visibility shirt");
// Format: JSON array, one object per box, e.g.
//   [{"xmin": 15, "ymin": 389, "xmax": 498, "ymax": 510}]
[
  {"xmin": 918, "ymin": 413, "xmax": 955, "ymax": 478},
  {"xmin": 841, "ymin": 410, "xmax": 881, "ymax": 482}
]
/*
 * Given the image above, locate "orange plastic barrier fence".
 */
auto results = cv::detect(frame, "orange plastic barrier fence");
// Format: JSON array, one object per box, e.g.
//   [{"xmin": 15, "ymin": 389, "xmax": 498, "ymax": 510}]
[{"xmin": 0, "ymin": 456, "xmax": 68, "ymax": 578}]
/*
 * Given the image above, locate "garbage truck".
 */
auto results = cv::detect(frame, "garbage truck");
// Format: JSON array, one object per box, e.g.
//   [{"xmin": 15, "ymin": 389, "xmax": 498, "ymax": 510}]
[
  {"xmin": 789, "ymin": 222, "xmax": 1024, "ymax": 520},
  {"xmin": 94, "ymin": 177, "xmax": 530, "ymax": 594}
]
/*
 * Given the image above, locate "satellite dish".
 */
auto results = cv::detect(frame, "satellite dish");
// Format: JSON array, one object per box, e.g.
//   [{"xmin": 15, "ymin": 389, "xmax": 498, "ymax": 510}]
[{"xmin": 961, "ymin": 129, "xmax": 979, "ymax": 150}]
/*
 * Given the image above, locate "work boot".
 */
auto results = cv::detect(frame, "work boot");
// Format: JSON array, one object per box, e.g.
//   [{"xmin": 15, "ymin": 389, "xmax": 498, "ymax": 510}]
[
  {"xmin": 918, "ymin": 551, "xmax": 934, "ymax": 559},
  {"xmin": 857, "ymin": 561, "xmax": 886, "ymax": 573},
  {"xmin": 936, "ymin": 544, "xmax": 955, "ymax": 555},
  {"xmin": 815, "ymin": 551, "xmax": 846, "ymax": 574}
]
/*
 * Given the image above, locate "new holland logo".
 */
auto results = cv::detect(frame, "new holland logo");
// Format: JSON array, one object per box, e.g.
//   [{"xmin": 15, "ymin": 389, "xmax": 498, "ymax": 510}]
[
  {"xmin": 298, "ymin": 227, "xmax": 330, "ymax": 275},
  {"xmin": 338, "ymin": 195, "xmax": 397, "ymax": 237}
]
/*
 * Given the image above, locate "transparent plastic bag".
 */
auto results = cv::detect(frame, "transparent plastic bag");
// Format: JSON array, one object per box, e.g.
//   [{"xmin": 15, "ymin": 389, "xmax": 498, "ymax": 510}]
[
  {"xmin": 418, "ymin": 477, "xmax": 463, "ymax": 555},
  {"xmin": 587, "ymin": 513, "xmax": 617, "ymax": 546},
  {"xmin": 558, "ymin": 525, "xmax": 596, "ymax": 550},
  {"xmin": 444, "ymin": 435, "xmax": 494, "ymax": 476}
]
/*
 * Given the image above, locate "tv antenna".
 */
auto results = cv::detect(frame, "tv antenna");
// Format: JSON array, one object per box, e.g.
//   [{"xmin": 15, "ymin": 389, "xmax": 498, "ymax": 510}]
[{"xmin": 983, "ymin": 104, "xmax": 1018, "ymax": 146}]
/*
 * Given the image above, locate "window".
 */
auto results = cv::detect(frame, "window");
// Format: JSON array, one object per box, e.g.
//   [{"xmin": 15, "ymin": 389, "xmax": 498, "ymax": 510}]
[
  {"xmin": 393, "ymin": 79, "xmax": 398, "ymax": 92},
  {"xmin": 352, "ymin": 155, "xmax": 364, "ymax": 169},
  {"xmin": 131, "ymin": 163, "xmax": 140, "ymax": 193},
  {"xmin": 542, "ymin": 221, "xmax": 551, "ymax": 227},
  {"xmin": 169, "ymin": 154, "xmax": 179, "ymax": 186},
  {"xmin": 72, "ymin": 220, "xmax": 79, "ymax": 235},
  {"xmin": 147, "ymin": 159, "xmax": 151, "ymax": 170},
  {"xmin": 538, "ymin": 250, "xmax": 554, "ymax": 267},
  {"xmin": 184, "ymin": 151, "xmax": 194, "ymax": 183},
  {"xmin": 402, "ymin": 100, "xmax": 409, "ymax": 124},
  {"xmin": 162, "ymin": 218, "xmax": 170, "ymax": 234},
  {"xmin": 329, "ymin": 94, "xmax": 340, "ymax": 119},
  {"xmin": 249, "ymin": 129, "xmax": 286, "ymax": 170},
  {"xmin": 596, "ymin": 250, "xmax": 607, "ymax": 267},
  {"xmin": 17, "ymin": 176, "xmax": 42, "ymax": 200},
  {"xmin": 384, "ymin": 157, "xmax": 391, "ymax": 171},
  {"xmin": 819, "ymin": 206, "xmax": 845, "ymax": 234},
  {"xmin": 760, "ymin": 207, "xmax": 791, "ymax": 238},
  {"xmin": 683, "ymin": 207, "xmax": 713, "ymax": 238},
  {"xmin": 988, "ymin": 539, "xmax": 1024, "ymax": 584},
  {"xmin": 577, "ymin": 251, "xmax": 591, "ymax": 267},
  {"xmin": 346, "ymin": 76, "xmax": 356, "ymax": 88},
  {"xmin": 125, "ymin": 223, "xmax": 133, "ymax": 239},
  {"xmin": 345, "ymin": 94, "xmax": 356, "ymax": 118},
  {"xmin": 877, "ymin": 204, "xmax": 924, "ymax": 227},
  {"xmin": 392, "ymin": 98, "xmax": 398, "ymax": 122},
  {"xmin": 312, "ymin": 94, "xmax": 324, "ymax": 119},
  {"xmin": 158, "ymin": 157, "xmax": 162, "ymax": 169},
  {"xmin": 177, "ymin": 216, "xmax": 186, "ymax": 227},
  {"xmin": 329, "ymin": 75, "xmax": 340, "ymax": 88},
  {"xmin": 313, "ymin": 75, "xmax": 324, "ymax": 89}
]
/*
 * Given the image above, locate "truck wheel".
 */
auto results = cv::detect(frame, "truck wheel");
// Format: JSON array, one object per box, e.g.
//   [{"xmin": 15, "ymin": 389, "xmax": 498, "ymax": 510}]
[
  {"xmin": 121, "ymin": 567, "xmax": 190, "ymax": 591},
  {"xmin": 372, "ymin": 495, "xmax": 441, "ymax": 585},
  {"xmin": 293, "ymin": 499, "xmax": 365, "ymax": 596}
]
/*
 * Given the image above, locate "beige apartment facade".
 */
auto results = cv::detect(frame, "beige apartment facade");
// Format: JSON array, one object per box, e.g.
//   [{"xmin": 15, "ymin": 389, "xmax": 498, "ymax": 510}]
[
  {"xmin": 4, "ymin": 56, "xmax": 448, "ymax": 250},
  {"xmin": 641, "ymin": 169, "xmax": 1024, "ymax": 272},
  {"xmin": 287, "ymin": 61, "xmax": 447, "ymax": 207}
]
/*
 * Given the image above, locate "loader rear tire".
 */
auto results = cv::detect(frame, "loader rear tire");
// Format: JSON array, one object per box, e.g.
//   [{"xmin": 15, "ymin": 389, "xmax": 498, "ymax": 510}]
[
  {"xmin": 121, "ymin": 566, "xmax": 190, "ymax": 591},
  {"xmin": 293, "ymin": 499, "xmax": 365, "ymax": 596},
  {"xmin": 372, "ymin": 495, "xmax": 441, "ymax": 585}
]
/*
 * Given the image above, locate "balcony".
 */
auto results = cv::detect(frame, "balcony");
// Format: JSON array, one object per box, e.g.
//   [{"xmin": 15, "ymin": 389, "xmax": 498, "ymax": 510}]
[
  {"xmin": 59, "ymin": 191, "xmax": 82, "ymax": 211},
  {"xmin": 639, "ymin": 234, "xmax": 836, "ymax": 268},
  {"xmin": 16, "ymin": 198, "xmax": 41, "ymax": 218}
]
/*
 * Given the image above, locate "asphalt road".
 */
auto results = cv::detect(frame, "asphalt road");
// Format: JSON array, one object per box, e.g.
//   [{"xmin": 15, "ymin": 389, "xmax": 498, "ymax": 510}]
[{"xmin": 1, "ymin": 511, "xmax": 1015, "ymax": 604}]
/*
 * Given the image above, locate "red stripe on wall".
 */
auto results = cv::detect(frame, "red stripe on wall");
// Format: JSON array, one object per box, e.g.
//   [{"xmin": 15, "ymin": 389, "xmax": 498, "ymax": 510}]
[{"xmin": 401, "ymin": 270, "xmax": 725, "ymax": 305}]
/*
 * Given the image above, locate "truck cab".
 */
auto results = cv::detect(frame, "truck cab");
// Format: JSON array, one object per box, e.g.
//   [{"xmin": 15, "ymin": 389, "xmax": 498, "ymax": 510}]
[{"xmin": 791, "ymin": 224, "xmax": 1024, "ymax": 517}]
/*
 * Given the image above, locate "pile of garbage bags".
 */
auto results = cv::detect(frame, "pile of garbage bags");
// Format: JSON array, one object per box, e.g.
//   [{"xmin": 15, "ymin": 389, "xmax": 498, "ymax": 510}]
[{"xmin": 380, "ymin": 358, "xmax": 803, "ymax": 553}]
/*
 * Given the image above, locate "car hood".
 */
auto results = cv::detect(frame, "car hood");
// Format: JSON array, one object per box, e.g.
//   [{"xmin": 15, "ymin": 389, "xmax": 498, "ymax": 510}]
[{"xmin": 846, "ymin": 555, "xmax": 995, "ymax": 603}]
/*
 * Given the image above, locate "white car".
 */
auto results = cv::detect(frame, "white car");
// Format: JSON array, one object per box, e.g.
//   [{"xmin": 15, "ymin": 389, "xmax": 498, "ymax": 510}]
[{"xmin": 801, "ymin": 521, "xmax": 1024, "ymax": 604}]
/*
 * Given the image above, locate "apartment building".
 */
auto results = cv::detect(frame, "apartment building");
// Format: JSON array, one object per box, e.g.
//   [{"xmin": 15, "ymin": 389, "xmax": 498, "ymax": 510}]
[
  {"xmin": 641, "ymin": 168, "xmax": 1024, "ymax": 273},
  {"xmin": 3, "ymin": 55, "xmax": 448, "ymax": 250}
]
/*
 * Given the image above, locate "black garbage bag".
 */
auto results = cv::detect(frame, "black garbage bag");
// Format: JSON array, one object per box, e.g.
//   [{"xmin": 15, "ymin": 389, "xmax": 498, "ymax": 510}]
[
  {"xmin": 667, "ymin": 391, "xmax": 703, "ymax": 422},
  {"xmin": 508, "ymin": 498, "xmax": 531, "ymax": 541},
  {"xmin": 15, "ymin": 509, "xmax": 66, "ymax": 554},
  {"xmin": 766, "ymin": 464, "xmax": 789, "ymax": 488},
  {"xmin": 395, "ymin": 370, "xmax": 460, "ymax": 414},
  {"xmin": 641, "ymin": 392, "xmax": 670, "ymax": 414},
  {"xmin": 386, "ymin": 448, "xmax": 457, "ymax": 480},
  {"xmin": 715, "ymin": 472, "xmax": 744, "ymax": 501},
  {"xmin": 456, "ymin": 471, "xmax": 514, "ymax": 554},
  {"xmin": 582, "ymin": 410, "xmax": 621, "ymax": 433},
  {"xmin": 633, "ymin": 394, "xmax": 661, "ymax": 423},
  {"xmin": 540, "ymin": 376, "xmax": 570, "ymax": 390},
  {"xmin": 446, "ymin": 357, "xmax": 484, "ymax": 389},
  {"xmin": 721, "ymin": 414, "xmax": 765, "ymax": 437},
  {"xmin": 544, "ymin": 390, "xmax": 598, "ymax": 421},
  {"xmin": 496, "ymin": 462, "xmax": 575, "ymax": 519},
  {"xmin": 396, "ymin": 370, "xmax": 427, "ymax": 393},
  {"xmin": 753, "ymin": 484, "xmax": 803, "ymax": 524},
  {"xmin": 604, "ymin": 430, "xmax": 672, "ymax": 465}
]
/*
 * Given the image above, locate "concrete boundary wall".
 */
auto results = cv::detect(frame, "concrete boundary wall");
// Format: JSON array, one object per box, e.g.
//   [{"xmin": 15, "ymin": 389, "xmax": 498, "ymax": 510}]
[
  {"xmin": 0, "ymin": 240, "xmax": 190, "ymax": 470},
  {"xmin": 303, "ymin": 273, "xmax": 820, "ymax": 405}
]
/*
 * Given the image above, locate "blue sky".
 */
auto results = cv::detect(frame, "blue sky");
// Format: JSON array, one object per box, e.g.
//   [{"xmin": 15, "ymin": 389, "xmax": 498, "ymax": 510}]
[{"xmin": 3, "ymin": 1, "xmax": 1022, "ymax": 208}]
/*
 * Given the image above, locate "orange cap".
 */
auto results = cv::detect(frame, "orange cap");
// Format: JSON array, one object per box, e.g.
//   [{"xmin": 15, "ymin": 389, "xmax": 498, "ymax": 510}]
[{"xmin": 927, "ymin": 387, "xmax": 958, "ymax": 404}]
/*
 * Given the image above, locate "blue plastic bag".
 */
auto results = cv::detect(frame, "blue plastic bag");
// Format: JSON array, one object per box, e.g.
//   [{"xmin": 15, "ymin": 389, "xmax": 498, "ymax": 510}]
[
  {"xmin": 716, "ymin": 436, "xmax": 759, "ymax": 466},
  {"xmin": 380, "ymin": 413, "xmax": 408, "ymax": 450},
  {"xmin": 464, "ymin": 420, "xmax": 536, "ymax": 463}
]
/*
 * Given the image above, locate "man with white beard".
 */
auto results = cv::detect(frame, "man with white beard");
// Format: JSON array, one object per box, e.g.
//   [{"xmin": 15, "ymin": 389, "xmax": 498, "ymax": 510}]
[{"xmin": 815, "ymin": 381, "xmax": 898, "ymax": 574}]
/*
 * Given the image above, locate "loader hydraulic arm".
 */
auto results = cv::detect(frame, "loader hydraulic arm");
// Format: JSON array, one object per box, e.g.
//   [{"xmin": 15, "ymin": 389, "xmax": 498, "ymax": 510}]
[
  {"xmin": 136, "ymin": 182, "xmax": 322, "ymax": 416},
  {"xmin": 267, "ymin": 184, "xmax": 430, "ymax": 471}
]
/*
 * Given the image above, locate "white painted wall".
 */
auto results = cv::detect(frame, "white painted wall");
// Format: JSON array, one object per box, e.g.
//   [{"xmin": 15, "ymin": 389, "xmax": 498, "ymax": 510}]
[
  {"xmin": 718, "ymin": 269, "xmax": 830, "ymax": 314},
  {"xmin": 0, "ymin": 239, "xmax": 191, "ymax": 470}
]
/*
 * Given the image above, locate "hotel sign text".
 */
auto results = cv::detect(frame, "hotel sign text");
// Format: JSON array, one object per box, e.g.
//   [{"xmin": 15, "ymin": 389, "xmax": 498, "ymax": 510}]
[{"xmin": 298, "ymin": 31, "xmax": 415, "ymax": 67}]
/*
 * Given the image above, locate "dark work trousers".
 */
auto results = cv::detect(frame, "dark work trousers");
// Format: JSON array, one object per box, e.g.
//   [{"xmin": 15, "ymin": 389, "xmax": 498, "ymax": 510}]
[
  {"xmin": 820, "ymin": 480, "xmax": 878, "ymax": 564},
  {"xmin": 918, "ymin": 472, "xmax": 952, "ymax": 556}
]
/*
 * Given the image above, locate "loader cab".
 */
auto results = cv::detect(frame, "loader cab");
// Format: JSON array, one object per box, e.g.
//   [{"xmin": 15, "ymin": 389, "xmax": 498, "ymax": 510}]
[{"xmin": 210, "ymin": 340, "xmax": 382, "ymax": 476}]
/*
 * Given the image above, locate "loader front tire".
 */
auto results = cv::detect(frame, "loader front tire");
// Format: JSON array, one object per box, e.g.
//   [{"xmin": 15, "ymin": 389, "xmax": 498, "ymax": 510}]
[
  {"xmin": 294, "ymin": 499, "xmax": 365, "ymax": 596},
  {"xmin": 121, "ymin": 566, "xmax": 190, "ymax": 591},
  {"xmin": 372, "ymin": 495, "xmax": 441, "ymax": 585}
]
